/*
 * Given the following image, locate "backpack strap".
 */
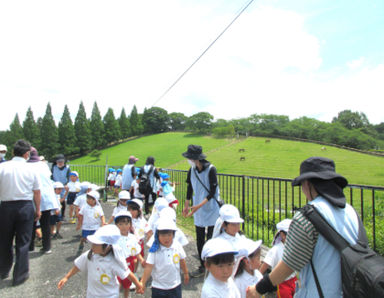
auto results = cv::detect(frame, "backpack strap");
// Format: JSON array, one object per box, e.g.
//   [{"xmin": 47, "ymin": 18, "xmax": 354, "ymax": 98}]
[
  {"xmin": 310, "ymin": 258, "xmax": 324, "ymax": 298},
  {"xmin": 192, "ymin": 166, "xmax": 223, "ymax": 207},
  {"xmin": 299, "ymin": 204, "xmax": 350, "ymax": 251}
]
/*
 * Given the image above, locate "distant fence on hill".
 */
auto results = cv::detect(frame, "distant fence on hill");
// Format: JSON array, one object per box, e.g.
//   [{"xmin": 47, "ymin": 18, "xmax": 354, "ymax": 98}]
[{"xmin": 69, "ymin": 164, "xmax": 384, "ymax": 254}]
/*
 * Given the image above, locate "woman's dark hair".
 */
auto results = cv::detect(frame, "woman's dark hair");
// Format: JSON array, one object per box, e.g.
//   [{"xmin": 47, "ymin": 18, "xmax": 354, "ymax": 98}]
[
  {"xmin": 115, "ymin": 216, "xmax": 131, "ymax": 225},
  {"xmin": 146, "ymin": 156, "xmax": 155, "ymax": 165},
  {"xmin": 13, "ymin": 139, "xmax": 31, "ymax": 157},
  {"xmin": 87, "ymin": 244, "xmax": 114, "ymax": 260},
  {"xmin": 206, "ymin": 252, "xmax": 235, "ymax": 266},
  {"xmin": 127, "ymin": 203, "xmax": 142, "ymax": 218},
  {"xmin": 234, "ymin": 248, "xmax": 261, "ymax": 277}
]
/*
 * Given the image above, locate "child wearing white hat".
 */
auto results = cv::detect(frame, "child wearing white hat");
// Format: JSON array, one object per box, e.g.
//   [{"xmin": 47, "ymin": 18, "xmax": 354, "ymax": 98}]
[
  {"xmin": 76, "ymin": 190, "xmax": 105, "ymax": 255},
  {"xmin": 145, "ymin": 197, "xmax": 169, "ymax": 244},
  {"xmin": 114, "ymin": 210, "xmax": 144, "ymax": 297},
  {"xmin": 51, "ymin": 181, "xmax": 65, "ymax": 239},
  {"xmin": 233, "ymin": 238, "xmax": 263, "ymax": 298},
  {"xmin": 107, "ymin": 190, "xmax": 131, "ymax": 224},
  {"xmin": 214, "ymin": 205, "xmax": 246, "ymax": 259},
  {"xmin": 139, "ymin": 217, "xmax": 189, "ymax": 297},
  {"xmin": 58, "ymin": 225, "xmax": 142, "ymax": 297},
  {"xmin": 73, "ymin": 181, "xmax": 92, "ymax": 219},
  {"xmin": 259, "ymin": 218, "xmax": 297, "ymax": 297},
  {"xmin": 146, "ymin": 207, "xmax": 189, "ymax": 248},
  {"xmin": 201, "ymin": 237, "xmax": 241, "ymax": 298},
  {"xmin": 127, "ymin": 199, "xmax": 148, "ymax": 258},
  {"xmin": 67, "ymin": 171, "xmax": 81, "ymax": 224}
]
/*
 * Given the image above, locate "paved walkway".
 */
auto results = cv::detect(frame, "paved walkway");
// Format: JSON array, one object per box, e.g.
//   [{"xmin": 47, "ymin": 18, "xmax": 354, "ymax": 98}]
[
  {"xmin": 0, "ymin": 201, "xmax": 270, "ymax": 297},
  {"xmin": 0, "ymin": 202, "xmax": 206, "ymax": 297}
]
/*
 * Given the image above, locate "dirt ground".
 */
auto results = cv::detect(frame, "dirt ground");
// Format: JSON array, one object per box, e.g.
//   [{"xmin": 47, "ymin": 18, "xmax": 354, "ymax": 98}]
[{"xmin": 0, "ymin": 201, "xmax": 270, "ymax": 298}]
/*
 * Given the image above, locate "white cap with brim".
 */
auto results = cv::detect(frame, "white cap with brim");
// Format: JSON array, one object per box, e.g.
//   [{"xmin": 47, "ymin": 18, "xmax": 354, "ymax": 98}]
[
  {"xmin": 276, "ymin": 218, "xmax": 292, "ymax": 233},
  {"xmin": 0, "ymin": 144, "xmax": 7, "ymax": 152},
  {"xmin": 53, "ymin": 181, "xmax": 64, "ymax": 189},
  {"xmin": 219, "ymin": 204, "xmax": 244, "ymax": 223},
  {"xmin": 90, "ymin": 184, "xmax": 100, "ymax": 191},
  {"xmin": 87, "ymin": 225, "xmax": 121, "ymax": 245},
  {"xmin": 118, "ymin": 190, "xmax": 131, "ymax": 200},
  {"xmin": 156, "ymin": 217, "xmax": 177, "ymax": 231},
  {"xmin": 87, "ymin": 190, "xmax": 100, "ymax": 201},
  {"xmin": 114, "ymin": 210, "xmax": 132, "ymax": 222},
  {"xmin": 80, "ymin": 181, "xmax": 91, "ymax": 189},
  {"xmin": 201, "ymin": 237, "xmax": 238, "ymax": 260},
  {"xmin": 237, "ymin": 238, "xmax": 262, "ymax": 258},
  {"xmin": 128, "ymin": 198, "xmax": 143, "ymax": 209}
]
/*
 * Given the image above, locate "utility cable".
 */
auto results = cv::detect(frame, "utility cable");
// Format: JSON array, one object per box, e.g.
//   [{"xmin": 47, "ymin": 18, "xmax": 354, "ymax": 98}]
[{"xmin": 151, "ymin": 0, "xmax": 256, "ymax": 107}]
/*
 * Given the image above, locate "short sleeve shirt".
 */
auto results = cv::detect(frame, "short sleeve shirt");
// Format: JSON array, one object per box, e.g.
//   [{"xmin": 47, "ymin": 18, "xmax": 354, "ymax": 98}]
[
  {"xmin": 234, "ymin": 270, "xmax": 263, "ymax": 298},
  {"xmin": 116, "ymin": 234, "xmax": 142, "ymax": 258},
  {"xmin": 80, "ymin": 204, "xmax": 104, "ymax": 230},
  {"xmin": 202, "ymin": 273, "xmax": 241, "ymax": 298},
  {"xmin": 263, "ymin": 242, "xmax": 296, "ymax": 281},
  {"xmin": 74, "ymin": 250, "xmax": 129, "ymax": 298},
  {"xmin": 132, "ymin": 217, "xmax": 147, "ymax": 240},
  {"xmin": 146, "ymin": 241, "xmax": 186, "ymax": 290}
]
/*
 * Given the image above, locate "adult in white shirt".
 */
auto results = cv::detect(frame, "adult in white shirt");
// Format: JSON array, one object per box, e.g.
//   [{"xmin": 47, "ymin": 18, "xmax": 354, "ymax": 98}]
[
  {"xmin": 28, "ymin": 147, "xmax": 60, "ymax": 254},
  {"xmin": 0, "ymin": 140, "xmax": 41, "ymax": 286}
]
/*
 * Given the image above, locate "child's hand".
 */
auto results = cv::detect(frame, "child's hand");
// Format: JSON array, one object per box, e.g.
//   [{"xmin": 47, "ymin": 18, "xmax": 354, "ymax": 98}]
[
  {"xmin": 136, "ymin": 282, "xmax": 145, "ymax": 294},
  {"xmin": 57, "ymin": 277, "xmax": 68, "ymax": 289},
  {"xmin": 184, "ymin": 273, "xmax": 190, "ymax": 285}
]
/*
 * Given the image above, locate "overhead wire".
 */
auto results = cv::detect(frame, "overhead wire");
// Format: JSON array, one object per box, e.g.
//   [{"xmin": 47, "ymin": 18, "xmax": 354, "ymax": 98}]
[{"xmin": 151, "ymin": 0, "xmax": 256, "ymax": 107}]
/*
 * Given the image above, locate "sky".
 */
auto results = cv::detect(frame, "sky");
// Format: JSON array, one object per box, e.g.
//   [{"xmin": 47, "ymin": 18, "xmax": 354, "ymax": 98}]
[{"xmin": 0, "ymin": 0, "xmax": 383, "ymax": 131}]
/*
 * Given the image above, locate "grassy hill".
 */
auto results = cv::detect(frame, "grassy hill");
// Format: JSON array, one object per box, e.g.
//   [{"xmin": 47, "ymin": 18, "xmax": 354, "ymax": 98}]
[{"xmin": 71, "ymin": 132, "xmax": 384, "ymax": 186}]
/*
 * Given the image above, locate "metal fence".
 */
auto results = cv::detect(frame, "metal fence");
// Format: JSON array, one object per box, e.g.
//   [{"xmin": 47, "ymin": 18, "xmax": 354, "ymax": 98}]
[{"xmin": 69, "ymin": 164, "xmax": 384, "ymax": 253}]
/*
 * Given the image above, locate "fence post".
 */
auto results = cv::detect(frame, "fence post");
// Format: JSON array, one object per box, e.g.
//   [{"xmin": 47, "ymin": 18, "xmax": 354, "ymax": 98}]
[{"xmin": 242, "ymin": 175, "xmax": 245, "ymax": 231}]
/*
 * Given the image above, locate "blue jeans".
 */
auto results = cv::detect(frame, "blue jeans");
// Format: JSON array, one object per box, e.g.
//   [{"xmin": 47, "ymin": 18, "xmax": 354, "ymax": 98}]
[{"xmin": 151, "ymin": 284, "xmax": 182, "ymax": 298}]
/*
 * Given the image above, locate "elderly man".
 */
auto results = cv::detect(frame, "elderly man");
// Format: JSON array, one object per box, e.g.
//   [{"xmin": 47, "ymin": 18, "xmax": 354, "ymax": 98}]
[
  {"xmin": 0, "ymin": 139, "xmax": 41, "ymax": 286},
  {"xmin": 247, "ymin": 157, "xmax": 359, "ymax": 298}
]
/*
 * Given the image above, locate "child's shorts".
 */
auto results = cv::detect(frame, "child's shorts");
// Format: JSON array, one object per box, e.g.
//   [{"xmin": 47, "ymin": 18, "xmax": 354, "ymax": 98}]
[
  {"xmin": 67, "ymin": 192, "xmax": 77, "ymax": 205},
  {"xmin": 82, "ymin": 229, "xmax": 96, "ymax": 238},
  {"xmin": 49, "ymin": 214, "xmax": 63, "ymax": 225},
  {"xmin": 108, "ymin": 180, "xmax": 115, "ymax": 186},
  {"xmin": 139, "ymin": 239, "xmax": 145, "ymax": 258},
  {"xmin": 152, "ymin": 284, "xmax": 182, "ymax": 298},
  {"xmin": 117, "ymin": 256, "xmax": 136, "ymax": 289}
]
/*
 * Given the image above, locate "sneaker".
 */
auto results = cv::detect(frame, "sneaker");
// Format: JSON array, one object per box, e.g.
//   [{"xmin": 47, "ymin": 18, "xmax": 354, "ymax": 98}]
[
  {"xmin": 40, "ymin": 249, "xmax": 52, "ymax": 255},
  {"xmin": 70, "ymin": 218, "xmax": 76, "ymax": 224},
  {"xmin": 190, "ymin": 266, "xmax": 205, "ymax": 278}
]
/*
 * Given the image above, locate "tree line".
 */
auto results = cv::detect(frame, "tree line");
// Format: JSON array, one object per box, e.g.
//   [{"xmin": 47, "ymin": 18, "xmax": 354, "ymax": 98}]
[{"xmin": 0, "ymin": 102, "xmax": 383, "ymax": 161}]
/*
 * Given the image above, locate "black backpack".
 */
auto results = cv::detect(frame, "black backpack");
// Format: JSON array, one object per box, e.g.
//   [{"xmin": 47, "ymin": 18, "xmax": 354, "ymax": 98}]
[
  {"xmin": 139, "ymin": 166, "xmax": 154, "ymax": 196},
  {"xmin": 300, "ymin": 204, "xmax": 384, "ymax": 298}
]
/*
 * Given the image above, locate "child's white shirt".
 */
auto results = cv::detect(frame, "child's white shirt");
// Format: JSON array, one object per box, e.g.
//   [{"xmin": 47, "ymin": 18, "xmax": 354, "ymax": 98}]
[
  {"xmin": 132, "ymin": 217, "xmax": 147, "ymax": 240},
  {"xmin": 50, "ymin": 193, "xmax": 62, "ymax": 215},
  {"xmin": 131, "ymin": 180, "xmax": 144, "ymax": 199},
  {"xmin": 79, "ymin": 204, "xmax": 104, "ymax": 230},
  {"xmin": 74, "ymin": 250, "xmax": 129, "ymax": 298},
  {"xmin": 201, "ymin": 273, "xmax": 241, "ymax": 298},
  {"xmin": 263, "ymin": 241, "xmax": 296, "ymax": 281},
  {"xmin": 112, "ymin": 204, "xmax": 127, "ymax": 218},
  {"xmin": 107, "ymin": 172, "xmax": 116, "ymax": 181},
  {"xmin": 114, "ymin": 174, "xmax": 122, "ymax": 187},
  {"xmin": 67, "ymin": 181, "xmax": 81, "ymax": 192},
  {"xmin": 146, "ymin": 241, "xmax": 186, "ymax": 290},
  {"xmin": 217, "ymin": 232, "xmax": 246, "ymax": 255},
  {"xmin": 74, "ymin": 193, "xmax": 87, "ymax": 210},
  {"xmin": 234, "ymin": 270, "xmax": 263, "ymax": 298},
  {"xmin": 116, "ymin": 233, "xmax": 142, "ymax": 259}
]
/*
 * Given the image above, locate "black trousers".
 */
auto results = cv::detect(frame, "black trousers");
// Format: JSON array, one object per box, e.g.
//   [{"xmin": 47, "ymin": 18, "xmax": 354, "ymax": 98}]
[
  {"xmin": 30, "ymin": 210, "xmax": 51, "ymax": 251},
  {"xmin": 0, "ymin": 200, "xmax": 34, "ymax": 283},
  {"xmin": 195, "ymin": 225, "xmax": 214, "ymax": 267},
  {"xmin": 144, "ymin": 192, "xmax": 157, "ymax": 214}
]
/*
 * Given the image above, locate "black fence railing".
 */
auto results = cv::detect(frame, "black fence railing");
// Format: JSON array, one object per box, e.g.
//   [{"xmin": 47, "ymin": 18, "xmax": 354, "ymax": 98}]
[{"xmin": 69, "ymin": 164, "xmax": 384, "ymax": 254}]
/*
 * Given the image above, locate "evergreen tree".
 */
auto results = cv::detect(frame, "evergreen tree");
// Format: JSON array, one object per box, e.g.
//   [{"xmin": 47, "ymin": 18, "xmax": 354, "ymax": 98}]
[
  {"xmin": 58, "ymin": 105, "xmax": 79, "ymax": 156},
  {"xmin": 74, "ymin": 102, "xmax": 91, "ymax": 154},
  {"xmin": 40, "ymin": 103, "xmax": 59, "ymax": 160},
  {"xmin": 119, "ymin": 108, "xmax": 131, "ymax": 138},
  {"xmin": 90, "ymin": 102, "xmax": 105, "ymax": 148},
  {"xmin": 23, "ymin": 107, "xmax": 41, "ymax": 149},
  {"xmin": 103, "ymin": 108, "xmax": 120, "ymax": 143},
  {"xmin": 8, "ymin": 114, "xmax": 25, "ymax": 148},
  {"xmin": 130, "ymin": 105, "xmax": 140, "ymax": 136}
]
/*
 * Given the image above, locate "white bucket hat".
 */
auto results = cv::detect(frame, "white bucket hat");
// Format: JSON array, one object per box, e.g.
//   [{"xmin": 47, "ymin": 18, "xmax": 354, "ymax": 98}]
[
  {"xmin": 87, "ymin": 225, "xmax": 121, "ymax": 245},
  {"xmin": 273, "ymin": 218, "xmax": 292, "ymax": 245},
  {"xmin": 201, "ymin": 237, "xmax": 238, "ymax": 260},
  {"xmin": 128, "ymin": 198, "xmax": 143, "ymax": 210},
  {"xmin": 114, "ymin": 210, "xmax": 132, "ymax": 222},
  {"xmin": 156, "ymin": 217, "xmax": 177, "ymax": 231},
  {"xmin": 219, "ymin": 204, "xmax": 244, "ymax": 223},
  {"xmin": 53, "ymin": 181, "xmax": 64, "ymax": 189},
  {"xmin": 87, "ymin": 190, "xmax": 100, "ymax": 201},
  {"xmin": 118, "ymin": 190, "xmax": 131, "ymax": 200}
]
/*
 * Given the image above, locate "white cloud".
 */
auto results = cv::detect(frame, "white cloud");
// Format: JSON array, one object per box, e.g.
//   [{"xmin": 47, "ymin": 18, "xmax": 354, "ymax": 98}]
[{"xmin": 0, "ymin": 0, "xmax": 383, "ymax": 132}]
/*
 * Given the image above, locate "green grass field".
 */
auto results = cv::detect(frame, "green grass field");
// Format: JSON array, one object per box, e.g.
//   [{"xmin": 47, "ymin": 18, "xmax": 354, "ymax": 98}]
[{"xmin": 72, "ymin": 132, "xmax": 384, "ymax": 186}]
